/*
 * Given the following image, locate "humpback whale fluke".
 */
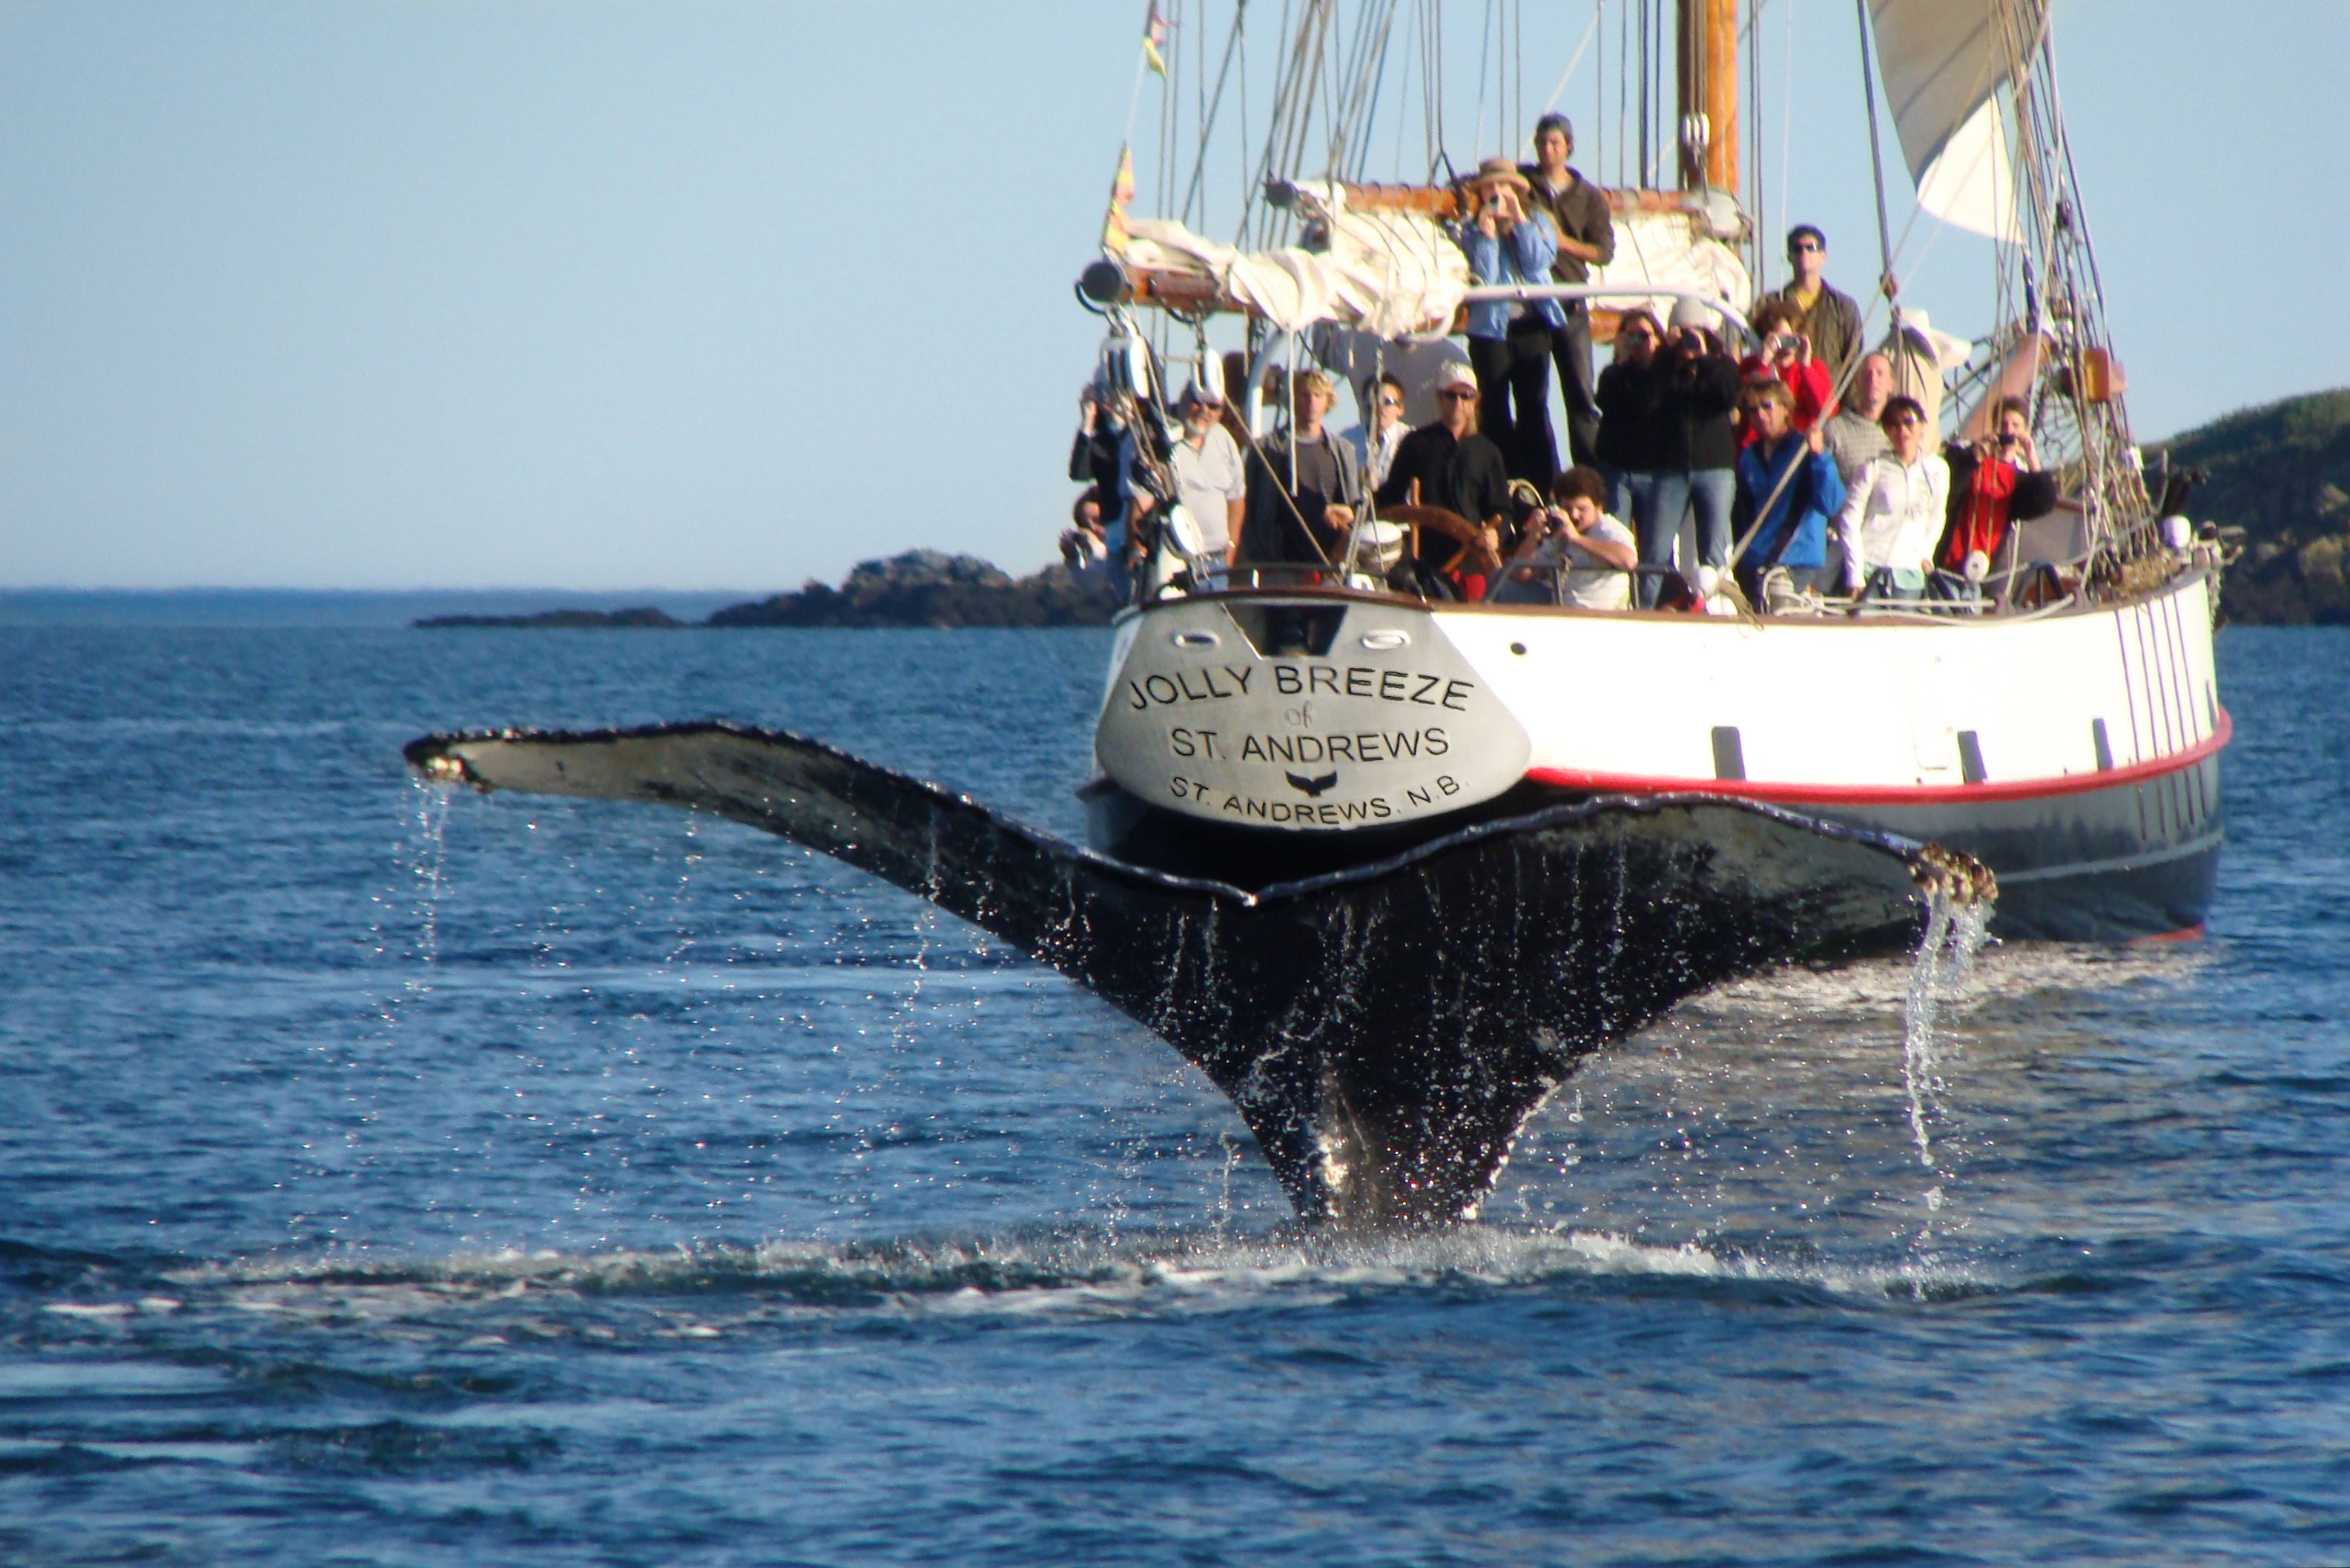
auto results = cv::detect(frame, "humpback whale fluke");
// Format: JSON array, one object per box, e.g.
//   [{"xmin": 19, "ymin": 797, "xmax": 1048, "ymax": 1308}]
[{"xmin": 405, "ymin": 722, "xmax": 1968, "ymax": 1229}]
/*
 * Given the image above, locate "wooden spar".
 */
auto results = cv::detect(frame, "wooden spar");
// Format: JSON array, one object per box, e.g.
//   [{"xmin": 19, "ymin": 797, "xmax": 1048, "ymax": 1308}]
[
  {"xmin": 1677, "ymin": 0, "xmax": 1739, "ymax": 191},
  {"xmin": 1706, "ymin": 0, "xmax": 1739, "ymax": 191}
]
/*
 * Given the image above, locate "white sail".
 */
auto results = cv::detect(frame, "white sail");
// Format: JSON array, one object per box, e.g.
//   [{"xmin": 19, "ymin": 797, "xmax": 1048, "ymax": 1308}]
[
  {"xmin": 1914, "ymin": 96, "xmax": 2021, "ymax": 242},
  {"xmin": 1868, "ymin": 0, "xmax": 2044, "ymax": 241},
  {"xmin": 1119, "ymin": 184, "xmax": 1471, "ymax": 337}
]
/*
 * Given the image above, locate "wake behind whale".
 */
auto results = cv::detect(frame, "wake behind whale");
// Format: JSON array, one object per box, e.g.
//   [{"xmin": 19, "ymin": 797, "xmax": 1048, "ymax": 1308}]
[{"xmin": 405, "ymin": 722, "xmax": 1983, "ymax": 1228}]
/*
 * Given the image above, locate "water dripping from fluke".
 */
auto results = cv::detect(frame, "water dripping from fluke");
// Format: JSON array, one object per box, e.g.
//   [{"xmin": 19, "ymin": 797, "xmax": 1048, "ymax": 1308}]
[{"xmin": 403, "ymin": 721, "xmax": 1993, "ymax": 1231}]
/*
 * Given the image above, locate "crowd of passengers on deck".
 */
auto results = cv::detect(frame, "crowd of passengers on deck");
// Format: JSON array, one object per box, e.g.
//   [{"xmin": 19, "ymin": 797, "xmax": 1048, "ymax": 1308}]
[{"xmin": 1063, "ymin": 113, "xmax": 2065, "ymax": 615}]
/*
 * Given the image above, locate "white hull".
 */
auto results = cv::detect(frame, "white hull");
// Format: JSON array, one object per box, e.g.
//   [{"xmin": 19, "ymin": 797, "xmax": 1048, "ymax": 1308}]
[{"xmin": 1092, "ymin": 562, "xmax": 2229, "ymax": 940}]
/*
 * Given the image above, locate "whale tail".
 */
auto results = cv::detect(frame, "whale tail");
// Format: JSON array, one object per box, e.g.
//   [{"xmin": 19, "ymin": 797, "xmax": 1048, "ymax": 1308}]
[{"xmin": 406, "ymin": 721, "xmax": 1966, "ymax": 1228}]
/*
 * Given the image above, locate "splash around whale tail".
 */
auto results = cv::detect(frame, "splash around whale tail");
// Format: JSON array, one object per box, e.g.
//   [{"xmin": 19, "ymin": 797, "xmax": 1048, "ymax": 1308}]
[{"xmin": 406, "ymin": 721, "xmax": 1977, "ymax": 1228}]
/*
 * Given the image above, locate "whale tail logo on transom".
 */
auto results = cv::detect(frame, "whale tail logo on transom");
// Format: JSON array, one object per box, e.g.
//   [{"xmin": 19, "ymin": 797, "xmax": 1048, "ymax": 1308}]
[{"xmin": 1286, "ymin": 770, "xmax": 1339, "ymax": 797}]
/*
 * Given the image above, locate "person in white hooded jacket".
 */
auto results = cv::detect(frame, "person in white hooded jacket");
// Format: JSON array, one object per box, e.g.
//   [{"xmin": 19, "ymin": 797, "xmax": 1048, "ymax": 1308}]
[{"xmin": 1832, "ymin": 395, "xmax": 1948, "ymax": 601}]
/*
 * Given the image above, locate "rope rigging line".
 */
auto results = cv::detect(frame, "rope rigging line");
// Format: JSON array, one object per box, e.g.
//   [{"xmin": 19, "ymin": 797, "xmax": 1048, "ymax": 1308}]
[
  {"xmin": 1536, "ymin": 4, "xmax": 1603, "ymax": 122},
  {"xmin": 1852, "ymin": 0, "xmax": 1898, "ymax": 321}
]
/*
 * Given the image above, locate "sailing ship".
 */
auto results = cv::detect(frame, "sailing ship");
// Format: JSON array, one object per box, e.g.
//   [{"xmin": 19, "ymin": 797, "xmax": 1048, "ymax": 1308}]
[
  {"xmin": 1077, "ymin": 0, "xmax": 2230, "ymax": 942},
  {"xmin": 403, "ymin": 1, "xmax": 2185, "ymax": 1224}
]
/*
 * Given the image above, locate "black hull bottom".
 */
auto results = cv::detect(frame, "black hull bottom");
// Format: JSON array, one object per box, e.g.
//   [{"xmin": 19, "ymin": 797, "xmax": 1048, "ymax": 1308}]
[
  {"xmin": 1088, "ymin": 753, "xmax": 2222, "ymax": 945},
  {"xmin": 409, "ymin": 724, "xmax": 1960, "ymax": 1228}
]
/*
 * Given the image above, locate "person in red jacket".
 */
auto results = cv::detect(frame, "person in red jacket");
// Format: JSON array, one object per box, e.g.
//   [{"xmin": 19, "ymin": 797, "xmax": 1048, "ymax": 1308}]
[
  {"xmin": 1738, "ymin": 300, "xmax": 1833, "ymax": 441},
  {"xmin": 1935, "ymin": 396, "xmax": 2063, "ymax": 600}
]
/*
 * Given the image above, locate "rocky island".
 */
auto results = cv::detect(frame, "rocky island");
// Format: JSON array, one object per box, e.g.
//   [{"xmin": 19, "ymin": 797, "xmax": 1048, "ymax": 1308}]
[
  {"xmin": 414, "ymin": 550, "xmax": 1120, "ymax": 630},
  {"xmin": 2154, "ymin": 388, "xmax": 2350, "ymax": 625}
]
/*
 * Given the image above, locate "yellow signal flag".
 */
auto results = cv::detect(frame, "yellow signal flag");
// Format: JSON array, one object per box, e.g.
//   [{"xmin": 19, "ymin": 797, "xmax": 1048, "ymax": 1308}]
[
  {"xmin": 1102, "ymin": 144, "xmax": 1136, "ymax": 256},
  {"xmin": 1143, "ymin": 4, "xmax": 1169, "ymax": 77}
]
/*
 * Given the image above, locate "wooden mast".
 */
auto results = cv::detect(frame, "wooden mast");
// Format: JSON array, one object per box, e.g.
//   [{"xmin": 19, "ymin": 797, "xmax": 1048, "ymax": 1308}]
[{"xmin": 1677, "ymin": 0, "xmax": 1739, "ymax": 191}]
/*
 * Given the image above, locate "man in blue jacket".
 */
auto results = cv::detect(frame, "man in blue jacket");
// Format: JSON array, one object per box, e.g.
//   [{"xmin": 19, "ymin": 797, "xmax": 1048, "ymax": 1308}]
[
  {"xmin": 1456, "ymin": 156, "xmax": 1562, "ymax": 486},
  {"xmin": 1733, "ymin": 380, "xmax": 1847, "ymax": 606}
]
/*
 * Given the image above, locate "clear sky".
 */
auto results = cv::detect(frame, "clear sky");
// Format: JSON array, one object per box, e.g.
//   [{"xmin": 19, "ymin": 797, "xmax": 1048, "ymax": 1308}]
[{"xmin": 1, "ymin": 1, "xmax": 2341, "ymax": 591}]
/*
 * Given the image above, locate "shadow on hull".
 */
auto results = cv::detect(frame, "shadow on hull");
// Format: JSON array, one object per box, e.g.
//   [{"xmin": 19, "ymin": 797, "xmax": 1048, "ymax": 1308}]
[{"xmin": 405, "ymin": 722, "xmax": 1978, "ymax": 1228}]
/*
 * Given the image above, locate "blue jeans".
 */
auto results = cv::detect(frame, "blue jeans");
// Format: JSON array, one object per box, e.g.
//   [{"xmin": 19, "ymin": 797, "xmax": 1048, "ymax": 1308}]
[
  {"xmin": 1600, "ymin": 466, "xmax": 1651, "ymax": 530},
  {"xmin": 1638, "ymin": 469, "xmax": 1735, "ymax": 607}
]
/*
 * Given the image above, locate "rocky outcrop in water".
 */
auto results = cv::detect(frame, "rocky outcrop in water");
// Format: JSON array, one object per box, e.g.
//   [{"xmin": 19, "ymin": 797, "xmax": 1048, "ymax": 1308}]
[
  {"xmin": 2154, "ymin": 388, "xmax": 2350, "ymax": 625},
  {"xmin": 412, "ymin": 551, "xmax": 1119, "ymax": 631},
  {"xmin": 706, "ymin": 551, "xmax": 1120, "ymax": 629}
]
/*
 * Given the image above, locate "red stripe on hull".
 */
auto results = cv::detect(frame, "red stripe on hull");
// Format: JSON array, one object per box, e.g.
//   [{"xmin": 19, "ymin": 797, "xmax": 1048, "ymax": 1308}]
[{"xmin": 1525, "ymin": 709, "xmax": 2231, "ymax": 808}]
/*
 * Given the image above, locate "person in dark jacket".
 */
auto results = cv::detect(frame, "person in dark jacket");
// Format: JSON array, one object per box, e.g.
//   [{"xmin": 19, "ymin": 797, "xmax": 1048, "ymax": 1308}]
[
  {"xmin": 1520, "ymin": 113, "xmax": 1617, "ymax": 469},
  {"xmin": 1765, "ymin": 224, "xmax": 1866, "ymax": 388},
  {"xmin": 1238, "ymin": 369, "xmax": 1362, "ymax": 567},
  {"xmin": 1640, "ymin": 301, "xmax": 1743, "ymax": 606},
  {"xmin": 1593, "ymin": 308, "xmax": 1665, "ymax": 530},
  {"xmin": 1375, "ymin": 360, "xmax": 1519, "ymax": 598},
  {"xmin": 1069, "ymin": 380, "xmax": 1126, "ymax": 532}
]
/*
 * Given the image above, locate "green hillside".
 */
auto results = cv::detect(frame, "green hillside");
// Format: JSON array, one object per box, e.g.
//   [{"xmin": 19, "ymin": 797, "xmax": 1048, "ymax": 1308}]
[{"xmin": 2151, "ymin": 387, "xmax": 2350, "ymax": 624}]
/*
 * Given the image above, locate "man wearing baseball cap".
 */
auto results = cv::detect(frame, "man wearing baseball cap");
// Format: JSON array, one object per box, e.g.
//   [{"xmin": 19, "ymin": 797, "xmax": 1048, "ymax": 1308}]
[{"xmin": 1374, "ymin": 359, "xmax": 1520, "ymax": 596}]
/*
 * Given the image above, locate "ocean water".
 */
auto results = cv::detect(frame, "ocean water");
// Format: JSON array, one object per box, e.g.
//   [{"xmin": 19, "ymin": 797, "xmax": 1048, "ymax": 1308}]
[{"xmin": 1, "ymin": 601, "xmax": 2346, "ymax": 1566}]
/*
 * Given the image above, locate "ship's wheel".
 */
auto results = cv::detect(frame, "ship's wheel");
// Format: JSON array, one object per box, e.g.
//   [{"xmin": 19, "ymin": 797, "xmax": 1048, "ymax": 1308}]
[{"xmin": 1378, "ymin": 503, "xmax": 1500, "ymax": 576}]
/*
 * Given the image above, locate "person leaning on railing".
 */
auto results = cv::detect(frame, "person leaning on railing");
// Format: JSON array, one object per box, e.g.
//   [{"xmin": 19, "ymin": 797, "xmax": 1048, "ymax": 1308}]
[{"xmin": 1494, "ymin": 465, "xmax": 1640, "ymax": 610}]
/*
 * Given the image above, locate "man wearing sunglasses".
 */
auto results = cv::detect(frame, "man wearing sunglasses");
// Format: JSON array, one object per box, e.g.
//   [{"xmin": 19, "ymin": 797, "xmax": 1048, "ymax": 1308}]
[
  {"xmin": 1375, "ymin": 360, "xmax": 1520, "ymax": 597},
  {"xmin": 1126, "ymin": 378, "xmax": 1248, "ymax": 567},
  {"xmin": 1766, "ymin": 225, "xmax": 1864, "ymax": 388}
]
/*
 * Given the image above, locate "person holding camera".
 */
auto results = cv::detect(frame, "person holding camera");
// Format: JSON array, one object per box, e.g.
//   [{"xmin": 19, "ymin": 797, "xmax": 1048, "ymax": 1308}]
[
  {"xmin": 1456, "ymin": 156, "xmax": 1564, "ymax": 486},
  {"xmin": 1594, "ymin": 308, "xmax": 1666, "ymax": 529},
  {"xmin": 1740, "ymin": 300, "xmax": 1833, "ymax": 440},
  {"xmin": 1069, "ymin": 380, "xmax": 1128, "ymax": 540},
  {"xmin": 1496, "ymin": 464, "xmax": 1639, "ymax": 609},
  {"xmin": 1934, "ymin": 395, "xmax": 2063, "ymax": 599},
  {"xmin": 1640, "ymin": 300, "xmax": 1743, "ymax": 607}
]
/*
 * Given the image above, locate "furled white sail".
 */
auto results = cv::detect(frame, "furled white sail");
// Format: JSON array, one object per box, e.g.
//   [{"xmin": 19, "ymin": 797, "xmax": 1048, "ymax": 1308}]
[
  {"xmin": 1868, "ymin": 0, "xmax": 2044, "ymax": 241},
  {"xmin": 1585, "ymin": 211, "xmax": 1752, "ymax": 329},
  {"xmin": 1118, "ymin": 185, "xmax": 1471, "ymax": 337}
]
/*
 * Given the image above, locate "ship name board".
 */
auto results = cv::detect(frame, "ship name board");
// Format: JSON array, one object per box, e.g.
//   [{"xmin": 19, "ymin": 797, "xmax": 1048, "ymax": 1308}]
[
  {"xmin": 1123, "ymin": 661, "xmax": 1474, "ymax": 712},
  {"xmin": 1096, "ymin": 622, "xmax": 1529, "ymax": 832}
]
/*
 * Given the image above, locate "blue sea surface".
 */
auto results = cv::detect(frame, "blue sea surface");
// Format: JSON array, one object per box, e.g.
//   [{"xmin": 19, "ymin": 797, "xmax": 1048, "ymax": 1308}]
[{"xmin": 1, "ymin": 601, "xmax": 2346, "ymax": 1566}]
